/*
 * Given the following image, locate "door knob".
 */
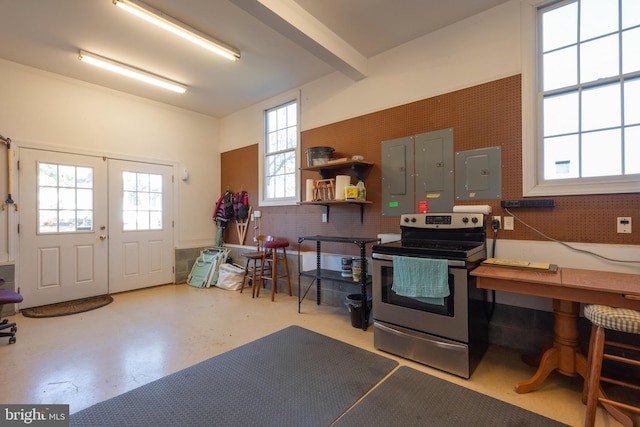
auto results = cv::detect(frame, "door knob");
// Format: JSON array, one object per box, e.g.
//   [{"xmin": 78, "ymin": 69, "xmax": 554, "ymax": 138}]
[{"xmin": 100, "ymin": 234, "xmax": 107, "ymax": 240}]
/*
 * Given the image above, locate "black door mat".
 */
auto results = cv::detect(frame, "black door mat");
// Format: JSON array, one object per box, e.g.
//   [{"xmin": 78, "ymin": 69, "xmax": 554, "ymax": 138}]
[{"xmin": 21, "ymin": 295, "xmax": 113, "ymax": 318}]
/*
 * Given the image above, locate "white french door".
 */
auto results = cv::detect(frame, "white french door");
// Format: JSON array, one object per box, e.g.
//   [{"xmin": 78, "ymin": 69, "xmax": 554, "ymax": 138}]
[
  {"xmin": 18, "ymin": 149, "xmax": 174, "ymax": 308},
  {"xmin": 108, "ymin": 159, "xmax": 173, "ymax": 293},
  {"xmin": 19, "ymin": 149, "xmax": 109, "ymax": 308}
]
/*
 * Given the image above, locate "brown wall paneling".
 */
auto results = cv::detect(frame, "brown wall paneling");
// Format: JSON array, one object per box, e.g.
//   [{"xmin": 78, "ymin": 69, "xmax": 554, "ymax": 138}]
[
  {"xmin": 220, "ymin": 74, "xmax": 639, "ymax": 255},
  {"xmin": 219, "ymin": 144, "xmax": 258, "ymax": 245}
]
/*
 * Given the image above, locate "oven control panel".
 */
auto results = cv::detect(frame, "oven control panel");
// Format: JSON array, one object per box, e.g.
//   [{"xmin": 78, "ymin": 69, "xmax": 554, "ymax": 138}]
[{"xmin": 400, "ymin": 213, "xmax": 485, "ymax": 229}]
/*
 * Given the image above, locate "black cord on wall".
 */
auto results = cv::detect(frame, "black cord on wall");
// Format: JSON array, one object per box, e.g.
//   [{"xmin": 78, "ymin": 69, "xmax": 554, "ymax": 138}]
[{"xmin": 485, "ymin": 218, "xmax": 500, "ymax": 322}]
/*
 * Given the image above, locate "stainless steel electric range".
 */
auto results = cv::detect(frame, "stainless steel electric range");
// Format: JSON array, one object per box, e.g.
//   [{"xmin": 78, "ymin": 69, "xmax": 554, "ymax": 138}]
[{"xmin": 371, "ymin": 212, "xmax": 489, "ymax": 378}]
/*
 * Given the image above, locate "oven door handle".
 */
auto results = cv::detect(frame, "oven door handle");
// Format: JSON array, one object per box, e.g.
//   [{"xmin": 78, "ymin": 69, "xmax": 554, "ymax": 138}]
[{"xmin": 372, "ymin": 252, "xmax": 467, "ymax": 267}]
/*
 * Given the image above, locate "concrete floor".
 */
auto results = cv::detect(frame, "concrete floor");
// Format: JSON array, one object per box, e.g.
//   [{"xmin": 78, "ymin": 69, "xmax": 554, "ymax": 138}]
[{"xmin": 0, "ymin": 283, "xmax": 631, "ymax": 426}]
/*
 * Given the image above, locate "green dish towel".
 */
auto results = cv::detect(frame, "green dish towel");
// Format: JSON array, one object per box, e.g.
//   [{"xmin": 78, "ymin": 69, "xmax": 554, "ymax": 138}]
[{"xmin": 392, "ymin": 256, "xmax": 449, "ymax": 306}]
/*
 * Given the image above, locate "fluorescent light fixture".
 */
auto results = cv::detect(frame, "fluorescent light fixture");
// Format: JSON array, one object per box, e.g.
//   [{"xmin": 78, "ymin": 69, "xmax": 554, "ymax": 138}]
[
  {"xmin": 113, "ymin": 0, "xmax": 240, "ymax": 61},
  {"xmin": 78, "ymin": 50, "xmax": 187, "ymax": 94}
]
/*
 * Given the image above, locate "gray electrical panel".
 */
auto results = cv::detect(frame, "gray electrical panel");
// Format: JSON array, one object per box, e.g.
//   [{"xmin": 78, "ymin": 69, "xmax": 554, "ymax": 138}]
[
  {"xmin": 381, "ymin": 129, "xmax": 454, "ymax": 216},
  {"xmin": 381, "ymin": 136, "xmax": 414, "ymax": 216},
  {"xmin": 415, "ymin": 129, "xmax": 454, "ymax": 213},
  {"xmin": 455, "ymin": 146, "xmax": 502, "ymax": 200}
]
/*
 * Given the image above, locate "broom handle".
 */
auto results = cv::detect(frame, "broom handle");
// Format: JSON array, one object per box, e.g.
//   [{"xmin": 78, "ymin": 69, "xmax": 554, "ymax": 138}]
[{"xmin": 1, "ymin": 135, "xmax": 16, "ymax": 210}]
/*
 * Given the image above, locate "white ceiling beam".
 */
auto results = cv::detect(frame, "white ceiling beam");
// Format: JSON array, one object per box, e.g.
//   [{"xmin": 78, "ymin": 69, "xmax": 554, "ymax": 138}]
[{"xmin": 230, "ymin": 0, "xmax": 367, "ymax": 81}]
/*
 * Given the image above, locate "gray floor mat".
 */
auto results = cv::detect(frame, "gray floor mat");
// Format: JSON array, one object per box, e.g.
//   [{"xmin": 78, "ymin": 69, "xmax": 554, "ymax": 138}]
[
  {"xmin": 71, "ymin": 325, "xmax": 398, "ymax": 427},
  {"xmin": 334, "ymin": 365, "xmax": 569, "ymax": 427}
]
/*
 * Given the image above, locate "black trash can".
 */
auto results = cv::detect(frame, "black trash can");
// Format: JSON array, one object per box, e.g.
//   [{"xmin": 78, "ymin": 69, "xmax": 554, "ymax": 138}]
[{"xmin": 345, "ymin": 294, "xmax": 372, "ymax": 329}]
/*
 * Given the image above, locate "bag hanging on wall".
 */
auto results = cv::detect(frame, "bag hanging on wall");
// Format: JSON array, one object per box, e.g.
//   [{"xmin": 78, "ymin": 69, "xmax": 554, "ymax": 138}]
[{"xmin": 233, "ymin": 190, "xmax": 249, "ymax": 220}]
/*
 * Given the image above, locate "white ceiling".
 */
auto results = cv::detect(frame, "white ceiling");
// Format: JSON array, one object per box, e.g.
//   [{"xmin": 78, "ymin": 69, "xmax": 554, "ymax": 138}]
[{"xmin": 0, "ymin": 0, "xmax": 509, "ymax": 118}]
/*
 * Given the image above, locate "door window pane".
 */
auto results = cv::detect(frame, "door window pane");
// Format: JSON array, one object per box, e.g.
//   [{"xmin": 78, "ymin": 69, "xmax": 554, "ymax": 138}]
[
  {"xmin": 37, "ymin": 163, "xmax": 94, "ymax": 233},
  {"xmin": 122, "ymin": 171, "xmax": 163, "ymax": 231},
  {"xmin": 58, "ymin": 165, "xmax": 75, "ymax": 188}
]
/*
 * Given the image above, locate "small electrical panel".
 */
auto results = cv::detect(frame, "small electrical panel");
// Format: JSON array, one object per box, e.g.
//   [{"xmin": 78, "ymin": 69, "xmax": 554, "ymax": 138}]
[{"xmin": 455, "ymin": 146, "xmax": 501, "ymax": 201}]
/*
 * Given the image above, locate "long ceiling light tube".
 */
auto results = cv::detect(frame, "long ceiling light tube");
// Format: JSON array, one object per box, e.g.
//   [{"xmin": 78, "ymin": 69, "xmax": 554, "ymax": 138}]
[
  {"xmin": 113, "ymin": 0, "xmax": 240, "ymax": 61},
  {"xmin": 78, "ymin": 50, "xmax": 187, "ymax": 93}
]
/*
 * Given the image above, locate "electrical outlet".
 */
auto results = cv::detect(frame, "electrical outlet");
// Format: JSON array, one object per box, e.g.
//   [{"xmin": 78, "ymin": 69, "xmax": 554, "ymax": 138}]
[
  {"xmin": 503, "ymin": 216, "xmax": 514, "ymax": 230},
  {"xmin": 617, "ymin": 217, "xmax": 632, "ymax": 233},
  {"xmin": 321, "ymin": 213, "xmax": 328, "ymax": 223},
  {"xmin": 492, "ymin": 216, "xmax": 501, "ymax": 230}
]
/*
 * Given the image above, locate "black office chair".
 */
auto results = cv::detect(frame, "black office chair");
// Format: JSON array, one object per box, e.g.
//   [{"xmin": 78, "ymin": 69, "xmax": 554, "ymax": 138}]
[{"xmin": 0, "ymin": 279, "xmax": 23, "ymax": 344}]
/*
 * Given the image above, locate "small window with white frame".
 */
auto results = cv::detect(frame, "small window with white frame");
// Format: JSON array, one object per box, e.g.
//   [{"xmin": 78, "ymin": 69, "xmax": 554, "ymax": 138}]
[
  {"xmin": 529, "ymin": 0, "xmax": 640, "ymax": 195},
  {"xmin": 261, "ymin": 99, "xmax": 299, "ymax": 206}
]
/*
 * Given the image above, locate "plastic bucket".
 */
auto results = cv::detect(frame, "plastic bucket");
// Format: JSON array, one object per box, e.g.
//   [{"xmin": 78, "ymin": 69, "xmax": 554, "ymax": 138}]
[
  {"xmin": 345, "ymin": 293, "xmax": 372, "ymax": 328},
  {"xmin": 306, "ymin": 146, "xmax": 334, "ymax": 166}
]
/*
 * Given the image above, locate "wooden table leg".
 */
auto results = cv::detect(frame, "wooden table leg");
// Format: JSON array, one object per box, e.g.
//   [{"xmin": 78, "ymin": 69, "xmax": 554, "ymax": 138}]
[
  {"xmin": 522, "ymin": 341, "xmax": 553, "ymax": 367},
  {"xmin": 515, "ymin": 299, "xmax": 580, "ymax": 393}
]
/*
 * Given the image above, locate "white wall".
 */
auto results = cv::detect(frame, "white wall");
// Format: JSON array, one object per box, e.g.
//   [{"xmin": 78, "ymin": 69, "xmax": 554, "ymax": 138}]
[
  {"xmin": 221, "ymin": 1, "xmax": 521, "ymax": 145},
  {"xmin": 0, "ymin": 58, "xmax": 220, "ymax": 262}
]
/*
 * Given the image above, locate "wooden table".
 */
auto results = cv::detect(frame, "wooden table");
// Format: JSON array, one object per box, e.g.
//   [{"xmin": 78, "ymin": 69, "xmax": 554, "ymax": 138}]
[{"xmin": 471, "ymin": 265, "xmax": 640, "ymax": 425}]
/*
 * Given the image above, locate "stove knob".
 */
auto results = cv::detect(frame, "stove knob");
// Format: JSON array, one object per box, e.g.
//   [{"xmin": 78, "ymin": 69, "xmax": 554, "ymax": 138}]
[
  {"xmin": 472, "ymin": 217, "xmax": 478, "ymax": 224},
  {"xmin": 403, "ymin": 217, "xmax": 410, "ymax": 223},
  {"xmin": 462, "ymin": 217, "xmax": 469, "ymax": 223},
  {"xmin": 411, "ymin": 217, "xmax": 417, "ymax": 223}
]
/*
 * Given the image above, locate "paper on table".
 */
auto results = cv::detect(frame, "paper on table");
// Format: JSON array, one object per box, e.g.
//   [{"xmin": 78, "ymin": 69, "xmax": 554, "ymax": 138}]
[{"xmin": 482, "ymin": 258, "xmax": 556, "ymax": 271}]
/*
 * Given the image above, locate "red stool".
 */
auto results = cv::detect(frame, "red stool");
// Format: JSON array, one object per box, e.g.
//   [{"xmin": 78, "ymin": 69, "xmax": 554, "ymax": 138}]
[
  {"xmin": 0, "ymin": 288, "xmax": 23, "ymax": 344},
  {"xmin": 258, "ymin": 240, "xmax": 291, "ymax": 301}
]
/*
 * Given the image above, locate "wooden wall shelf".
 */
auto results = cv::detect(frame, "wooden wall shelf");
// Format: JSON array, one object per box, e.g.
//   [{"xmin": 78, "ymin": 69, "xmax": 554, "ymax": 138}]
[
  {"xmin": 301, "ymin": 160, "xmax": 373, "ymax": 223},
  {"xmin": 302, "ymin": 160, "xmax": 373, "ymax": 180}
]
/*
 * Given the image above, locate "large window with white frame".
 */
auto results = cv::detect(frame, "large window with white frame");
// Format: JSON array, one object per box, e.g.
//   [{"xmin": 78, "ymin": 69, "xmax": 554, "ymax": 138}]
[
  {"xmin": 530, "ymin": 0, "xmax": 640, "ymax": 195},
  {"xmin": 261, "ymin": 99, "xmax": 299, "ymax": 206}
]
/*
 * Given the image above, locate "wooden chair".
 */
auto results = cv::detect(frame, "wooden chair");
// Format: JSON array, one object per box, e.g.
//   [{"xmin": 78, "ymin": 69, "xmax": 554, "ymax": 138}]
[
  {"xmin": 582, "ymin": 304, "xmax": 640, "ymax": 427},
  {"xmin": 240, "ymin": 235, "xmax": 273, "ymax": 298},
  {"xmin": 257, "ymin": 239, "xmax": 291, "ymax": 301}
]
